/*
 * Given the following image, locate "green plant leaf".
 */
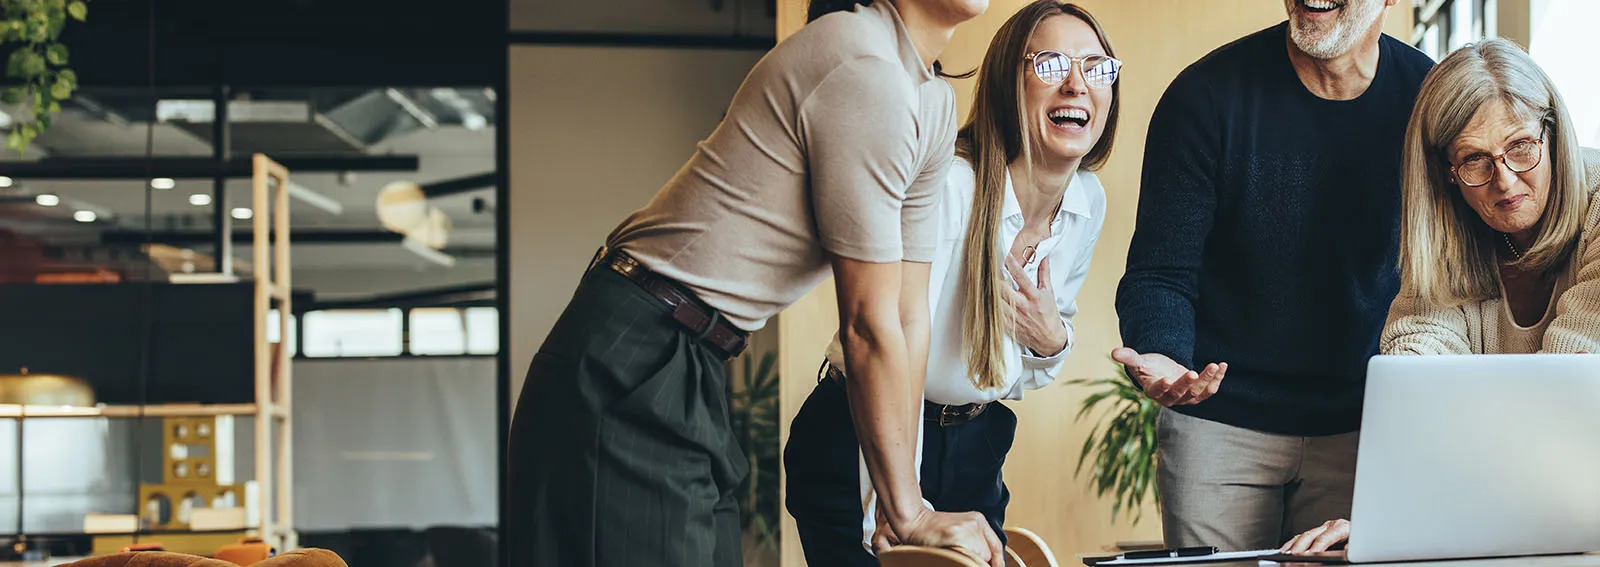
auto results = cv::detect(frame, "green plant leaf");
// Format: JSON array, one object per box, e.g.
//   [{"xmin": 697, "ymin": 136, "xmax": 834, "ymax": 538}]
[
  {"xmin": 0, "ymin": 86, "xmax": 21, "ymax": 105},
  {"xmin": 46, "ymin": 100, "xmax": 58, "ymax": 114},
  {"xmin": 5, "ymin": 129, "xmax": 20, "ymax": 151},
  {"xmin": 58, "ymin": 68, "xmax": 75, "ymax": 88},
  {"xmin": 1068, "ymin": 361, "xmax": 1162, "ymax": 525},
  {"xmin": 67, "ymin": 0, "xmax": 86, "ymax": 21},
  {"xmin": 27, "ymin": 12, "xmax": 48, "ymax": 42},
  {"xmin": 6, "ymin": 49, "xmax": 26, "ymax": 77},
  {"xmin": 45, "ymin": 42, "xmax": 66, "ymax": 65},
  {"xmin": 20, "ymin": 49, "xmax": 45, "ymax": 77}
]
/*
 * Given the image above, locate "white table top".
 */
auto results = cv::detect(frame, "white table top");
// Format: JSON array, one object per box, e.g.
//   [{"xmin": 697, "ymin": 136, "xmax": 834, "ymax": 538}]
[{"xmin": 1224, "ymin": 552, "xmax": 1600, "ymax": 567}]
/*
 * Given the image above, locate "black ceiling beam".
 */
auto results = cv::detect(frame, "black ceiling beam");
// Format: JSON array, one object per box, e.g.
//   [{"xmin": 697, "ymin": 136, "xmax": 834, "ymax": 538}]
[
  {"xmin": 508, "ymin": 31, "xmax": 774, "ymax": 51},
  {"xmin": 99, "ymin": 229, "xmax": 496, "ymax": 256},
  {"xmin": 310, "ymin": 282, "xmax": 495, "ymax": 311},
  {"xmin": 102, "ymin": 229, "xmax": 405, "ymax": 245},
  {"xmin": 422, "ymin": 172, "xmax": 496, "ymax": 198},
  {"xmin": 0, "ymin": 156, "xmax": 420, "ymax": 180}
]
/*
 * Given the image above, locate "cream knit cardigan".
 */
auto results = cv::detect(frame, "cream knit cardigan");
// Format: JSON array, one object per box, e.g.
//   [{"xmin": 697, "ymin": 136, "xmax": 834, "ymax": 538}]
[{"xmin": 1381, "ymin": 148, "xmax": 1600, "ymax": 355}]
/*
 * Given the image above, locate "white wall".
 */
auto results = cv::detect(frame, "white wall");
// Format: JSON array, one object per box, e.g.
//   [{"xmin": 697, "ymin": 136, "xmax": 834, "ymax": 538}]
[
  {"xmin": 1529, "ymin": 0, "xmax": 1600, "ymax": 147},
  {"xmin": 507, "ymin": 45, "xmax": 764, "ymax": 408},
  {"xmin": 0, "ymin": 357, "xmax": 495, "ymax": 533},
  {"xmin": 509, "ymin": 0, "xmax": 774, "ymax": 38}
]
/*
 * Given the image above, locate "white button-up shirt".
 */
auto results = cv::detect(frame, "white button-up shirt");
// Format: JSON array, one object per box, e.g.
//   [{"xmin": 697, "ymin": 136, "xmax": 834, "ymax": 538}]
[
  {"xmin": 825, "ymin": 157, "xmax": 1105, "ymax": 403},
  {"xmin": 822, "ymin": 158, "xmax": 1106, "ymax": 550}
]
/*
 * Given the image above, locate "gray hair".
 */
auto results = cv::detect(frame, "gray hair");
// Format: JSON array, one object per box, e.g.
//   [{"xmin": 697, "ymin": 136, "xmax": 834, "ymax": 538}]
[{"xmin": 1399, "ymin": 37, "xmax": 1587, "ymax": 306}]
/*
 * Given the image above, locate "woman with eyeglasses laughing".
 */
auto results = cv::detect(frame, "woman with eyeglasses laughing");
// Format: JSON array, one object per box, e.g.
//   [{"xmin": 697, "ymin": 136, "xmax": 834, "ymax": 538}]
[
  {"xmin": 1282, "ymin": 36, "xmax": 1600, "ymax": 557},
  {"xmin": 783, "ymin": 2, "xmax": 1122, "ymax": 564}
]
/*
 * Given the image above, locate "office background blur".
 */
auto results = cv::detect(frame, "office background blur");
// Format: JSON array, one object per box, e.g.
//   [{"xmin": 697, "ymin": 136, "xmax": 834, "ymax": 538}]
[{"xmin": 0, "ymin": 0, "xmax": 1591, "ymax": 566}]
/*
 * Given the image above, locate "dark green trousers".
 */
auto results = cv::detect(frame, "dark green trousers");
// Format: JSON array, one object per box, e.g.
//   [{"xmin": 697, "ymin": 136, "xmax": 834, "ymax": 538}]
[{"xmin": 507, "ymin": 266, "xmax": 748, "ymax": 567}]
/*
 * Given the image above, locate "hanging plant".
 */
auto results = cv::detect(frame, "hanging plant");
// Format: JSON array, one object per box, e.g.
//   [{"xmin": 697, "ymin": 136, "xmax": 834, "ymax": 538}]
[{"xmin": 1, "ymin": 0, "xmax": 87, "ymax": 153}]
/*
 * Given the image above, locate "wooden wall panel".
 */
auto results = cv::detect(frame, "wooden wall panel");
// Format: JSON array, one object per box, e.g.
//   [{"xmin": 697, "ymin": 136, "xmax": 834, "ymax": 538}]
[{"xmin": 771, "ymin": 2, "xmax": 1415, "ymax": 565}]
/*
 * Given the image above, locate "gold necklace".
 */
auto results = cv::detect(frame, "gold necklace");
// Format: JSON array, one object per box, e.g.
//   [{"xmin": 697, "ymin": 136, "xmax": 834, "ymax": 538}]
[
  {"xmin": 1504, "ymin": 233, "xmax": 1524, "ymax": 260},
  {"xmin": 1017, "ymin": 199, "xmax": 1064, "ymax": 267}
]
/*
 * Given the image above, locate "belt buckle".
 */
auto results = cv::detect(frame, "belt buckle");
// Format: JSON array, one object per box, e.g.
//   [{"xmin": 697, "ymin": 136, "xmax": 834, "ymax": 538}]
[
  {"xmin": 609, "ymin": 254, "xmax": 641, "ymax": 277},
  {"xmin": 939, "ymin": 404, "xmax": 963, "ymax": 427}
]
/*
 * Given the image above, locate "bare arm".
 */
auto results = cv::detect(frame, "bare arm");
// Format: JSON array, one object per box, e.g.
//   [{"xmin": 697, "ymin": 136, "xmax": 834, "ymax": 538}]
[
  {"xmin": 832, "ymin": 256, "xmax": 1001, "ymax": 567},
  {"xmin": 832, "ymin": 257, "xmax": 920, "ymax": 530}
]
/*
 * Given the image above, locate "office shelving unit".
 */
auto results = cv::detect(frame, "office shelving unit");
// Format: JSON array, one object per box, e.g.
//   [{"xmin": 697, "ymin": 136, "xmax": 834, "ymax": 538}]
[{"xmin": 2, "ymin": 154, "xmax": 297, "ymax": 553}]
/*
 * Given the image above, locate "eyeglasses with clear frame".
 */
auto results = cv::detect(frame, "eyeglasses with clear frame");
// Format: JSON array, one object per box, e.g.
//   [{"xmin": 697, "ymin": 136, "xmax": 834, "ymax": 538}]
[
  {"xmin": 1023, "ymin": 50, "xmax": 1122, "ymax": 89},
  {"xmin": 1449, "ymin": 135, "xmax": 1545, "ymax": 187}
]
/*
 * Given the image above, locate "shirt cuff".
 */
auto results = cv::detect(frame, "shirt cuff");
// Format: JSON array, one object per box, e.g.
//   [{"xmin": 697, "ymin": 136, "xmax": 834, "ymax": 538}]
[{"xmin": 1022, "ymin": 325, "xmax": 1073, "ymax": 370}]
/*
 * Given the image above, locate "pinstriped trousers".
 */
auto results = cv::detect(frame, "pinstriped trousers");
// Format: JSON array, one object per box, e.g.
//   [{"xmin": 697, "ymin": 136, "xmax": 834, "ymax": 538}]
[{"xmin": 507, "ymin": 266, "xmax": 748, "ymax": 567}]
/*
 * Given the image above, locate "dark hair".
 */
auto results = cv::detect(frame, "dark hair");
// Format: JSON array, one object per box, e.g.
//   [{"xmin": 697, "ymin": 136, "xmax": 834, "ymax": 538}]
[{"xmin": 808, "ymin": 0, "xmax": 872, "ymax": 22}]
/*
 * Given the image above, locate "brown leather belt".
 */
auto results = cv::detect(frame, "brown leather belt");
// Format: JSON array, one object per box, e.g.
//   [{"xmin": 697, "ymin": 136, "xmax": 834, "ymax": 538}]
[
  {"xmin": 820, "ymin": 361, "xmax": 989, "ymax": 427},
  {"xmin": 594, "ymin": 247, "xmax": 748, "ymax": 360}
]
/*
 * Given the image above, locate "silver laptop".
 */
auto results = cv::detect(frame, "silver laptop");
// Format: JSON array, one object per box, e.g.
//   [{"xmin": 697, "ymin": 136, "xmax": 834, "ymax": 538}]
[{"xmin": 1347, "ymin": 354, "xmax": 1600, "ymax": 563}]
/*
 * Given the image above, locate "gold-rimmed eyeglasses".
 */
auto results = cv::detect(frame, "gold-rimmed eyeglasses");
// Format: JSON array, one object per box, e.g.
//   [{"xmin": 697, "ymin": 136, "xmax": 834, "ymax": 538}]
[
  {"xmin": 1449, "ymin": 136, "xmax": 1545, "ymax": 187},
  {"xmin": 1023, "ymin": 51, "xmax": 1122, "ymax": 88}
]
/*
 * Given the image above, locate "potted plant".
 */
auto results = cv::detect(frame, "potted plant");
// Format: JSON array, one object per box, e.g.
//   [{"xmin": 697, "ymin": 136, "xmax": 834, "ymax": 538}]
[
  {"xmin": 1066, "ymin": 362, "xmax": 1161, "ymax": 524},
  {"xmin": 728, "ymin": 351, "xmax": 781, "ymax": 559},
  {"xmin": 2, "ymin": 0, "xmax": 88, "ymax": 152}
]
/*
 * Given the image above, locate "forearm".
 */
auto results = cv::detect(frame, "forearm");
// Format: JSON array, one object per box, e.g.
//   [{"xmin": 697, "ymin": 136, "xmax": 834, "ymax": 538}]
[
  {"xmin": 1380, "ymin": 289, "xmax": 1473, "ymax": 355},
  {"xmin": 840, "ymin": 318, "xmax": 923, "ymax": 530},
  {"xmin": 1114, "ymin": 278, "xmax": 1198, "ymax": 368},
  {"xmin": 900, "ymin": 261, "xmax": 932, "ymax": 422}
]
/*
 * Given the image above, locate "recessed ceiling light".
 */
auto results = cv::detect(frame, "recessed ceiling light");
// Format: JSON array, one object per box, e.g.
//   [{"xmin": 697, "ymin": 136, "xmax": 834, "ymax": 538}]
[
  {"xmin": 231, "ymin": 207, "xmax": 253, "ymax": 220},
  {"xmin": 151, "ymin": 178, "xmax": 176, "ymax": 190},
  {"xmin": 189, "ymin": 193, "xmax": 212, "ymax": 206},
  {"xmin": 0, "ymin": 176, "xmax": 12, "ymax": 188},
  {"xmin": 35, "ymin": 194, "xmax": 59, "ymax": 207},
  {"xmin": 73, "ymin": 210, "xmax": 97, "ymax": 223}
]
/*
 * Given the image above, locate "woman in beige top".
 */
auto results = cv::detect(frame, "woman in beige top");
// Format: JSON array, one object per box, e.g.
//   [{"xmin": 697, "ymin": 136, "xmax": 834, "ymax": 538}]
[{"xmin": 1282, "ymin": 37, "xmax": 1600, "ymax": 554}]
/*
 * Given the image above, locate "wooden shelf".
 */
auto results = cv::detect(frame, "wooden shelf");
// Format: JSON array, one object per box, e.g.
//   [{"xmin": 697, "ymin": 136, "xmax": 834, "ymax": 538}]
[{"xmin": 0, "ymin": 404, "xmax": 258, "ymax": 419}]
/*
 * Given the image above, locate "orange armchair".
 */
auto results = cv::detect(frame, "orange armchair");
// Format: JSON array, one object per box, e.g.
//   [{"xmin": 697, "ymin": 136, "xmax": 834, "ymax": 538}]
[{"xmin": 55, "ymin": 549, "xmax": 345, "ymax": 567}]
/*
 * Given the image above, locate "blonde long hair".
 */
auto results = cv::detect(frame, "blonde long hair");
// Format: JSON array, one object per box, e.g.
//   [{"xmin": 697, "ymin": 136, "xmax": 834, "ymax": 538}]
[
  {"xmin": 1400, "ymin": 38, "xmax": 1586, "ymax": 306},
  {"xmin": 954, "ymin": 1, "xmax": 1118, "ymax": 390}
]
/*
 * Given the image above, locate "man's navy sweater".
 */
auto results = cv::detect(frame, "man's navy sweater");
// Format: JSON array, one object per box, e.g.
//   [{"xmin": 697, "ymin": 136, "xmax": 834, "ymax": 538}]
[{"xmin": 1115, "ymin": 23, "xmax": 1435, "ymax": 436}]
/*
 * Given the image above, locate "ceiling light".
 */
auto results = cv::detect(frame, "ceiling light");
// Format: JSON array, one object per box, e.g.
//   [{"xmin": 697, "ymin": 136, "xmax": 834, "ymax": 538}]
[
  {"xmin": 151, "ymin": 178, "xmax": 176, "ymax": 190},
  {"xmin": 0, "ymin": 176, "xmax": 12, "ymax": 188},
  {"xmin": 189, "ymin": 194, "xmax": 212, "ymax": 206},
  {"xmin": 73, "ymin": 210, "xmax": 96, "ymax": 223},
  {"xmin": 35, "ymin": 194, "xmax": 59, "ymax": 207},
  {"xmin": 231, "ymin": 207, "xmax": 253, "ymax": 220}
]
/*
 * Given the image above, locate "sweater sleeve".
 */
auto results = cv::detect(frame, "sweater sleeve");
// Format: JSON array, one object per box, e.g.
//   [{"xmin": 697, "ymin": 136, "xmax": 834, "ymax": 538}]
[
  {"xmin": 1541, "ymin": 180, "xmax": 1600, "ymax": 353},
  {"xmin": 1114, "ymin": 72, "xmax": 1219, "ymax": 370},
  {"xmin": 1380, "ymin": 282, "xmax": 1474, "ymax": 355}
]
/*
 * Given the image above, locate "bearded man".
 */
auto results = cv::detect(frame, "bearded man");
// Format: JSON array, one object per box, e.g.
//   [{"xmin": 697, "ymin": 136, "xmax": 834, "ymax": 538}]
[{"xmin": 1111, "ymin": 0, "xmax": 1436, "ymax": 551}]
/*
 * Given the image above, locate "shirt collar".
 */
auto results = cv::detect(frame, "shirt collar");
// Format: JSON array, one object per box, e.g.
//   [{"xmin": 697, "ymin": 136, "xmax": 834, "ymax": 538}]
[
  {"xmin": 866, "ymin": 0, "xmax": 938, "ymax": 85},
  {"xmin": 1002, "ymin": 169, "xmax": 1094, "ymax": 225}
]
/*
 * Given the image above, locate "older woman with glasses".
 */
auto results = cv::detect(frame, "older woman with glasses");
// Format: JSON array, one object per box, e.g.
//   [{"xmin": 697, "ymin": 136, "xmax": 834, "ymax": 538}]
[{"xmin": 1281, "ymin": 37, "xmax": 1600, "ymax": 554}]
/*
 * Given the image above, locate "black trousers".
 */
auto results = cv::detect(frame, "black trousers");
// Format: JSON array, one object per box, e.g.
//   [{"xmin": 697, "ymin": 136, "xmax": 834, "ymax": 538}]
[
  {"xmin": 506, "ymin": 266, "xmax": 748, "ymax": 567},
  {"xmin": 784, "ymin": 375, "xmax": 1016, "ymax": 566}
]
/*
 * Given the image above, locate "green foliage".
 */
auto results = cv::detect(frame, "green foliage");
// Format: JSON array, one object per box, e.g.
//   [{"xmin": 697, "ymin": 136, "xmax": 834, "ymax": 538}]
[
  {"xmin": 1065, "ymin": 363, "xmax": 1162, "ymax": 525},
  {"xmin": 1, "ymin": 0, "xmax": 87, "ymax": 153},
  {"xmin": 729, "ymin": 351, "xmax": 781, "ymax": 553}
]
